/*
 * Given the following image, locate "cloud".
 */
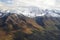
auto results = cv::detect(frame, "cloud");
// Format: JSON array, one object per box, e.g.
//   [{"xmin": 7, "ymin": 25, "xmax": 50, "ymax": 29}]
[
  {"xmin": 55, "ymin": 0, "xmax": 60, "ymax": 7},
  {"xmin": 0, "ymin": 0, "xmax": 60, "ymax": 10},
  {"xmin": 12, "ymin": 0, "xmax": 56, "ymax": 9}
]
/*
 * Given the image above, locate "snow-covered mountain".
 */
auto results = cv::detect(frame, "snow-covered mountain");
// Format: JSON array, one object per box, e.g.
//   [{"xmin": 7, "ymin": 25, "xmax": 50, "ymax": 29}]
[
  {"xmin": 20, "ymin": 6, "xmax": 60, "ymax": 17},
  {"xmin": 0, "ymin": 6, "xmax": 60, "ymax": 18}
]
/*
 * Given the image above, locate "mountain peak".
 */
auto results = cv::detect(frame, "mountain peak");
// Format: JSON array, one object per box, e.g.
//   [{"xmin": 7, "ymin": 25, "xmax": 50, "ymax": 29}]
[
  {"xmin": 0, "ymin": 11, "xmax": 60, "ymax": 40},
  {"xmin": 0, "ymin": 6, "xmax": 60, "ymax": 18}
]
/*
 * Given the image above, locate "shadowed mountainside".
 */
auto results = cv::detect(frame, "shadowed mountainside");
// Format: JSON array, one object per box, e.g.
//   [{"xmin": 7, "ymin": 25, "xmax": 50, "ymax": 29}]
[
  {"xmin": 0, "ymin": 13, "xmax": 60, "ymax": 40},
  {"xmin": 35, "ymin": 16, "xmax": 60, "ymax": 30}
]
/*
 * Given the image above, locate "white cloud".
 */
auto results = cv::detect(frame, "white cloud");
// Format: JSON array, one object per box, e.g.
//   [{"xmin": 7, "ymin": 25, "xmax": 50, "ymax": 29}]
[
  {"xmin": 0, "ymin": 0, "xmax": 60, "ymax": 10},
  {"xmin": 11, "ymin": 0, "xmax": 56, "ymax": 9}
]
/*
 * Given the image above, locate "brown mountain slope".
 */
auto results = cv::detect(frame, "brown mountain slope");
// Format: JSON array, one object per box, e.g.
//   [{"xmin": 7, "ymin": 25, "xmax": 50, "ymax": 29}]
[
  {"xmin": 6, "ymin": 13, "xmax": 44, "ymax": 33},
  {"xmin": 35, "ymin": 16, "xmax": 60, "ymax": 30},
  {"xmin": 0, "ymin": 13, "xmax": 60, "ymax": 40},
  {"xmin": 0, "ymin": 13, "xmax": 44, "ymax": 40}
]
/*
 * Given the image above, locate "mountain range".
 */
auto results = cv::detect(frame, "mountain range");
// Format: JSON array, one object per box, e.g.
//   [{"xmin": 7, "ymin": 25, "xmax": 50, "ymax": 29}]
[{"xmin": 0, "ymin": 9, "xmax": 60, "ymax": 40}]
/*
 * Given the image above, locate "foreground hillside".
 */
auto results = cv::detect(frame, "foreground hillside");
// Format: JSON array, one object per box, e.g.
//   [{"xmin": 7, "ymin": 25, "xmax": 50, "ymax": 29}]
[{"xmin": 0, "ymin": 13, "xmax": 60, "ymax": 40}]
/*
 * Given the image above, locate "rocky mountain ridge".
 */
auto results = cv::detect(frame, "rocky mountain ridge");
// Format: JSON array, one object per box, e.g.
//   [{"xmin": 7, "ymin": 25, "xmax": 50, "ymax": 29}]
[{"xmin": 0, "ymin": 12, "xmax": 60, "ymax": 40}]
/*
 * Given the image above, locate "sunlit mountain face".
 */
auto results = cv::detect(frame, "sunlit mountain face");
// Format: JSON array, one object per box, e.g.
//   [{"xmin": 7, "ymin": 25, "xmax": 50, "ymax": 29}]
[{"xmin": 0, "ymin": 0, "xmax": 60, "ymax": 40}]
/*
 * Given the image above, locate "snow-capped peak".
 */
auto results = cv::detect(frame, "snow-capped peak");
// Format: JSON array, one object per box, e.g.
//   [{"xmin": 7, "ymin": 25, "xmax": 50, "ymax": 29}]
[{"xmin": 0, "ymin": 6, "xmax": 60, "ymax": 18}]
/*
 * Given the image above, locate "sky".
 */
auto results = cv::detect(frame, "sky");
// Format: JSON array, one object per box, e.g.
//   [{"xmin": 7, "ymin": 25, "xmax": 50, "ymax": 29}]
[{"xmin": 0, "ymin": 0, "xmax": 60, "ymax": 10}]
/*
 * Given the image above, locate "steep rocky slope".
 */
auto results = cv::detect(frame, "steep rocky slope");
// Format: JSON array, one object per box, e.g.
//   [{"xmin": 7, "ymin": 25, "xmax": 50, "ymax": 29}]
[
  {"xmin": 35, "ymin": 16, "xmax": 60, "ymax": 30},
  {"xmin": 0, "ymin": 13, "xmax": 60, "ymax": 40}
]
